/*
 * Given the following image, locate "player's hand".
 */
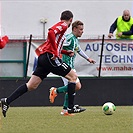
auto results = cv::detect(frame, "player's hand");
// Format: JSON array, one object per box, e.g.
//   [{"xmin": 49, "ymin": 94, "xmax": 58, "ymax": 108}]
[
  {"xmin": 51, "ymin": 54, "xmax": 57, "ymax": 60},
  {"xmin": 67, "ymin": 50, "xmax": 74, "ymax": 57},
  {"xmin": 61, "ymin": 49, "xmax": 74, "ymax": 56},
  {"xmin": 87, "ymin": 58, "xmax": 96, "ymax": 64},
  {"xmin": 108, "ymin": 33, "xmax": 113, "ymax": 38}
]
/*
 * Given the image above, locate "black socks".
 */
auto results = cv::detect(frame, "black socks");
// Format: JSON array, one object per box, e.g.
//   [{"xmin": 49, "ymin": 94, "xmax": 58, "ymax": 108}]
[
  {"xmin": 7, "ymin": 84, "xmax": 28, "ymax": 105},
  {"xmin": 67, "ymin": 82, "xmax": 76, "ymax": 109}
]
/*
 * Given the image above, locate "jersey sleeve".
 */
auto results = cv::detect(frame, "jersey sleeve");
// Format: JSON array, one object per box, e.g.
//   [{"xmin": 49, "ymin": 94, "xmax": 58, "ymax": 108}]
[
  {"xmin": 48, "ymin": 29, "xmax": 58, "ymax": 57},
  {"xmin": 77, "ymin": 46, "xmax": 89, "ymax": 60}
]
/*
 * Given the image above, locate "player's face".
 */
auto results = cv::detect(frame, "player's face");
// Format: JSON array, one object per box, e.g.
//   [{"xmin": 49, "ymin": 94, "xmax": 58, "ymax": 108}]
[{"xmin": 75, "ymin": 25, "xmax": 84, "ymax": 37}]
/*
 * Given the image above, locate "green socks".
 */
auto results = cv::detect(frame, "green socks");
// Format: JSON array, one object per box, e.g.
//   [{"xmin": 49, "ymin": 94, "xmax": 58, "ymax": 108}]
[{"xmin": 56, "ymin": 85, "xmax": 68, "ymax": 93}]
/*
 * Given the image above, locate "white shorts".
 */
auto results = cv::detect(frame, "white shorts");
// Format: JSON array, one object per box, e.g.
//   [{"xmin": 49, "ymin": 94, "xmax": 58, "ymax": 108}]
[{"xmin": 61, "ymin": 69, "xmax": 79, "ymax": 86}]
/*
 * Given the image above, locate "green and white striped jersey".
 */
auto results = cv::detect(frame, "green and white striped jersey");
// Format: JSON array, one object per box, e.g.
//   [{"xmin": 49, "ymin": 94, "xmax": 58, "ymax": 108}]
[{"xmin": 62, "ymin": 33, "xmax": 80, "ymax": 69}]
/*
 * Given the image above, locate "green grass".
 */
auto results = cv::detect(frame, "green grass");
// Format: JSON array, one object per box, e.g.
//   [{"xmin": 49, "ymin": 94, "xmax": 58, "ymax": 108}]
[{"xmin": 0, "ymin": 106, "xmax": 133, "ymax": 133}]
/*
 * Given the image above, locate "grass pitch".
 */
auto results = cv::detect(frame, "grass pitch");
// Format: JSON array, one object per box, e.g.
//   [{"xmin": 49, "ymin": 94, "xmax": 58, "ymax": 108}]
[{"xmin": 0, "ymin": 106, "xmax": 132, "ymax": 133}]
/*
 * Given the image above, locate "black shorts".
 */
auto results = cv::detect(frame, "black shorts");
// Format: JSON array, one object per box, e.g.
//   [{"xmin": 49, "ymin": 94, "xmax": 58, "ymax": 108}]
[{"xmin": 33, "ymin": 52, "xmax": 71, "ymax": 80}]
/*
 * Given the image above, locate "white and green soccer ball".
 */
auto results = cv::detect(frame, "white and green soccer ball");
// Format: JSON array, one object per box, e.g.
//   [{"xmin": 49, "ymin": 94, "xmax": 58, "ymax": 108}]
[{"xmin": 102, "ymin": 102, "xmax": 116, "ymax": 115}]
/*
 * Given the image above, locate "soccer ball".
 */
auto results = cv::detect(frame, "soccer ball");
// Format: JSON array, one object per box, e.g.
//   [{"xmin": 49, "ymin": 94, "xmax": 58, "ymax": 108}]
[{"xmin": 102, "ymin": 102, "xmax": 116, "ymax": 115}]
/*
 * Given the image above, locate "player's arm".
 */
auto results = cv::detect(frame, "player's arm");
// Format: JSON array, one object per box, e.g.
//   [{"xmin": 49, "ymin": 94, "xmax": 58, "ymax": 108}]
[
  {"xmin": 48, "ymin": 29, "xmax": 58, "ymax": 59},
  {"xmin": 49, "ymin": 23, "xmax": 67, "ymax": 59},
  {"xmin": 77, "ymin": 46, "xmax": 96, "ymax": 64},
  {"xmin": 61, "ymin": 49, "xmax": 74, "ymax": 56}
]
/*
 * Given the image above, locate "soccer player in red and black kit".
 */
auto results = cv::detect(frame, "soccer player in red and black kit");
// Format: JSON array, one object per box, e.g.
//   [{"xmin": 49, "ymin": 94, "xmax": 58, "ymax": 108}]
[{"xmin": 1, "ymin": 10, "xmax": 84, "ymax": 117}]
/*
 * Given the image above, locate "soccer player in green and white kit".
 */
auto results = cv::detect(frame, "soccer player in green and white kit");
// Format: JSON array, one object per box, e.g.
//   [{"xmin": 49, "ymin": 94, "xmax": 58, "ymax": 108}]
[{"xmin": 49, "ymin": 20, "xmax": 96, "ymax": 116}]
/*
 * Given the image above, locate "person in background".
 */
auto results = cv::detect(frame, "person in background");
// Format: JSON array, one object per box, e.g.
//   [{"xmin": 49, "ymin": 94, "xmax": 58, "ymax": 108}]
[
  {"xmin": 49, "ymin": 20, "xmax": 96, "ymax": 116},
  {"xmin": 108, "ymin": 10, "xmax": 133, "ymax": 39}
]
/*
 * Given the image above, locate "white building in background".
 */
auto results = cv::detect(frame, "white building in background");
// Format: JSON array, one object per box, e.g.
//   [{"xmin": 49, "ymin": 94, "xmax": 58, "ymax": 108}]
[{"xmin": 1, "ymin": 0, "xmax": 133, "ymax": 39}]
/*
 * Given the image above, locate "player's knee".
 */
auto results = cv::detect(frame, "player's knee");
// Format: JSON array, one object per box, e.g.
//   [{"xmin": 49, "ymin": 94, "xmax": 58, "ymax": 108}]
[
  {"xmin": 75, "ymin": 82, "xmax": 81, "ymax": 90},
  {"xmin": 26, "ymin": 83, "xmax": 38, "ymax": 91},
  {"xmin": 68, "ymin": 75, "xmax": 77, "ymax": 82},
  {"xmin": 72, "ymin": 73, "xmax": 78, "ymax": 81},
  {"xmin": 66, "ymin": 71, "xmax": 78, "ymax": 82}
]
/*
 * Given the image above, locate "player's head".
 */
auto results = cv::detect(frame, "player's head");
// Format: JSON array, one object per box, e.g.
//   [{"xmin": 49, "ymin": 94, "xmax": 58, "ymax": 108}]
[
  {"xmin": 72, "ymin": 20, "xmax": 84, "ymax": 37},
  {"xmin": 60, "ymin": 10, "xmax": 73, "ymax": 27},
  {"xmin": 123, "ymin": 10, "xmax": 130, "ymax": 20}
]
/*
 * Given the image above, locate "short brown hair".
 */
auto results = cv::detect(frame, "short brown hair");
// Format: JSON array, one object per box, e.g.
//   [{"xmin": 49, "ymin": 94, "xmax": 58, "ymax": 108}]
[{"xmin": 72, "ymin": 20, "xmax": 83, "ymax": 30}]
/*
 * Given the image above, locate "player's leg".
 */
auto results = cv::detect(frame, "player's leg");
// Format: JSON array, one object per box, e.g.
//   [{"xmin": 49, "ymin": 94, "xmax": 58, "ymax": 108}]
[
  {"xmin": 61, "ymin": 76, "xmax": 68, "ymax": 86},
  {"xmin": 49, "ymin": 64, "xmax": 85, "ymax": 114},
  {"xmin": 0, "ymin": 53, "xmax": 48, "ymax": 117},
  {"xmin": 49, "ymin": 59, "xmax": 77, "ymax": 109},
  {"xmin": 1, "ymin": 75, "xmax": 42, "ymax": 117},
  {"xmin": 60, "ymin": 69, "xmax": 77, "ymax": 115},
  {"xmin": 49, "ymin": 77, "xmax": 68, "ymax": 104},
  {"xmin": 49, "ymin": 76, "xmax": 86, "ymax": 115},
  {"xmin": 60, "ymin": 93, "xmax": 68, "ymax": 115},
  {"xmin": 50, "ymin": 69, "xmax": 77, "ymax": 107},
  {"xmin": 60, "ymin": 78, "xmax": 85, "ymax": 114},
  {"xmin": 49, "ymin": 58, "xmax": 85, "ymax": 114},
  {"xmin": 49, "ymin": 77, "xmax": 77, "ymax": 114},
  {"xmin": 57, "ymin": 77, "xmax": 81, "ymax": 91},
  {"xmin": 8, "ymin": 75, "xmax": 42, "ymax": 104},
  {"xmin": 49, "ymin": 70, "xmax": 77, "ymax": 104},
  {"xmin": 63, "ymin": 69, "xmax": 77, "ymax": 110},
  {"xmin": 60, "ymin": 77, "xmax": 80, "ymax": 114}
]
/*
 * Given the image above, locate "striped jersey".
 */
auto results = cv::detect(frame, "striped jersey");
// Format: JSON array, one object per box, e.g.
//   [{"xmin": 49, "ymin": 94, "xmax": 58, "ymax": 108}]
[
  {"xmin": 35, "ymin": 21, "xmax": 68, "ymax": 57},
  {"xmin": 62, "ymin": 33, "xmax": 80, "ymax": 69}
]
